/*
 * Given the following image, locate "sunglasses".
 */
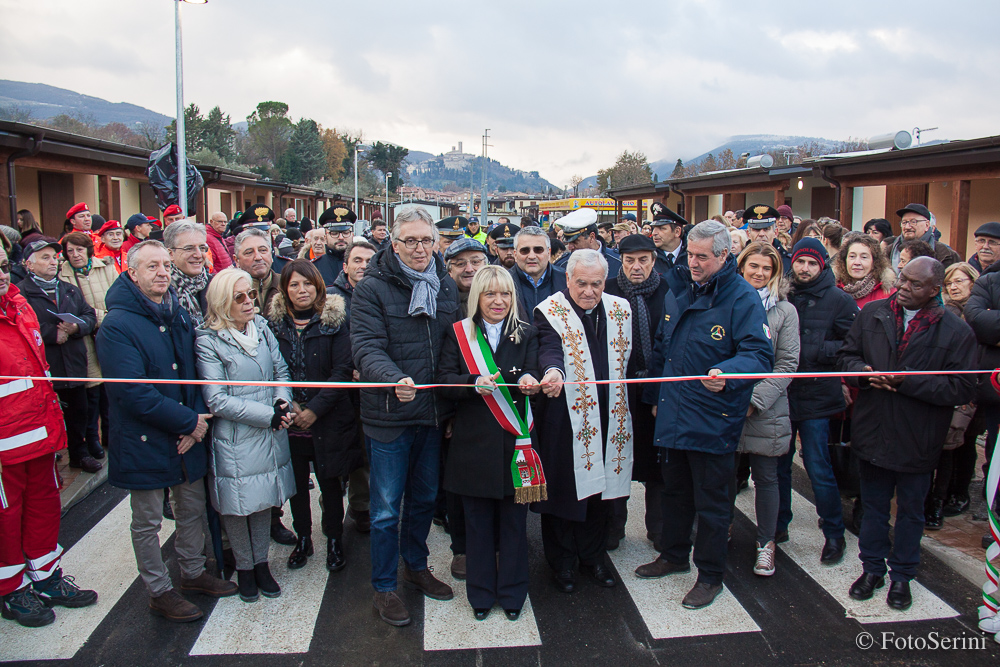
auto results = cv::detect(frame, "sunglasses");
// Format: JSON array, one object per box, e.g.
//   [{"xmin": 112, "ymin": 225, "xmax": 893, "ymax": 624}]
[
  {"xmin": 517, "ymin": 246, "xmax": 547, "ymax": 256},
  {"xmin": 233, "ymin": 289, "xmax": 259, "ymax": 304}
]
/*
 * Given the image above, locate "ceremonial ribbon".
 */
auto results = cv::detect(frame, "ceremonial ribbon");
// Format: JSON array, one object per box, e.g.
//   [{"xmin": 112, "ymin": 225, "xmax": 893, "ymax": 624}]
[
  {"xmin": 979, "ymin": 372, "xmax": 1000, "ymax": 634},
  {"xmin": 452, "ymin": 319, "xmax": 546, "ymax": 503}
]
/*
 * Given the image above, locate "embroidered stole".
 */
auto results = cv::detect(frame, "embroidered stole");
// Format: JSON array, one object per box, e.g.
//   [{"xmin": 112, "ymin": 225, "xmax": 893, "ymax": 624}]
[{"xmin": 538, "ymin": 292, "xmax": 633, "ymax": 501}]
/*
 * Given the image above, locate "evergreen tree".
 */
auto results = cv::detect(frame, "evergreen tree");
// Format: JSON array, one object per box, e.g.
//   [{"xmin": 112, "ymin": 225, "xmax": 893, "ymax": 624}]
[
  {"xmin": 201, "ymin": 106, "xmax": 236, "ymax": 160},
  {"xmin": 165, "ymin": 103, "xmax": 205, "ymax": 152},
  {"xmin": 280, "ymin": 118, "xmax": 326, "ymax": 185},
  {"xmin": 671, "ymin": 159, "xmax": 685, "ymax": 178},
  {"xmin": 247, "ymin": 101, "xmax": 293, "ymax": 175}
]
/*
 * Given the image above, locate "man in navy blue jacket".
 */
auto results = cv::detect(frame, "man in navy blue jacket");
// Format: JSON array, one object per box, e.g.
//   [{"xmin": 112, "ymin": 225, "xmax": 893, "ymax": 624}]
[
  {"xmin": 97, "ymin": 241, "xmax": 236, "ymax": 623},
  {"xmin": 635, "ymin": 220, "xmax": 773, "ymax": 610}
]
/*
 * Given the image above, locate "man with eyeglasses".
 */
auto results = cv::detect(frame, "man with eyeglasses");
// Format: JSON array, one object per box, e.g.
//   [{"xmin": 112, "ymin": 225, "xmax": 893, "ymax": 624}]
[
  {"xmin": 444, "ymin": 238, "xmax": 489, "ymax": 316},
  {"xmin": 969, "ymin": 222, "xmax": 1000, "ymax": 273},
  {"xmin": 510, "ymin": 226, "xmax": 566, "ymax": 315},
  {"xmin": 164, "ymin": 220, "xmax": 212, "ymax": 327},
  {"xmin": 350, "ymin": 205, "xmax": 460, "ymax": 627},
  {"xmin": 888, "ymin": 203, "xmax": 961, "ymax": 270}
]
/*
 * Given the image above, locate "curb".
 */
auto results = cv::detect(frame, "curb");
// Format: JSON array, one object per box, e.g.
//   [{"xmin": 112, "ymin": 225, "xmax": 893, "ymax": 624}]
[{"xmin": 60, "ymin": 464, "xmax": 107, "ymax": 515}]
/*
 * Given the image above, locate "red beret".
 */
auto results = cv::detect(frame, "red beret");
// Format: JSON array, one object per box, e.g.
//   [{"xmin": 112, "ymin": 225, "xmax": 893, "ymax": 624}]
[
  {"xmin": 163, "ymin": 204, "xmax": 183, "ymax": 217},
  {"xmin": 148, "ymin": 215, "xmax": 162, "ymax": 227},
  {"xmin": 97, "ymin": 220, "xmax": 123, "ymax": 236},
  {"xmin": 66, "ymin": 202, "xmax": 90, "ymax": 220}
]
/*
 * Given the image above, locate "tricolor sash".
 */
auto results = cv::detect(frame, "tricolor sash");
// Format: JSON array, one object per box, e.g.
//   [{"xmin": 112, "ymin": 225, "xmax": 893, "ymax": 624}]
[{"xmin": 452, "ymin": 319, "xmax": 547, "ymax": 503}]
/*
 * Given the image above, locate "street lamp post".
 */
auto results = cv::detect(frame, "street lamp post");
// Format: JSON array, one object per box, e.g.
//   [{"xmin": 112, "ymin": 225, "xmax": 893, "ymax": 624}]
[
  {"xmin": 385, "ymin": 172, "xmax": 392, "ymax": 222},
  {"xmin": 174, "ymin": 0, "xmax": 206, "ymax": 219},
  {"xmin": 353, "ymin": 143, "xmax": 371, "ymax": 218}
]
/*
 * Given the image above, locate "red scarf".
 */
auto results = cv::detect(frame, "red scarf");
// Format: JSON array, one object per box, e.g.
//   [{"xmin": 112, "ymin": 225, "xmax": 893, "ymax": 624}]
[{"xmin": 888, "ymin": 294, "xmax": 943, "ymax": 359}]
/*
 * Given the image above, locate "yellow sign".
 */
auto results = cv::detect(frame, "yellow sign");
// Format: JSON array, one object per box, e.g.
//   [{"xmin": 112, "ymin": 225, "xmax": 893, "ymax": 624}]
[{"xmin": 539, "ymin": 197, "xmax": 652, "ymax": 212}]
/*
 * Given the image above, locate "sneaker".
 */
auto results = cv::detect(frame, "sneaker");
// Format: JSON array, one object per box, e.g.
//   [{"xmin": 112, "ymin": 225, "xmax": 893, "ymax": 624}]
[
  {"xmin": 754, "ymin": 541, "xmax": 776, "ymax": 577},
  {"xmin": 373, "ymin": 591, "xmax": 410, "ymax": 626},
  {"xmin": 1, "ymin": 586, "xmax": 55, "ymax": 627},
  {"xmin": 403, "ymin": 566, "xmax": 454, "ymax": 600},
  {"xmin": 32, "ymin": 569, "xmax": 98, "ymax": 608}
]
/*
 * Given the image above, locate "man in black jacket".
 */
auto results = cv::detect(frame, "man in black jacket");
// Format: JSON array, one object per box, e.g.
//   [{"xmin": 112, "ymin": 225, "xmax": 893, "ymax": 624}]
[
  {"xmin": 318, "ymin": 205, "xmax": 357, "ymax": 282},
  {"xmin": 837, "ymin": 257, "xmax": 976, "ymax": 610},
  {"xmin": 745, "ymin": 205, "xmax": 792, "ymax": 273},
  {"xmin": 19, "ymin": 240, "xmax": 99, "ymax": 473},
  {"xmin": 510, "ymin": 226, "xmax": 566, "ymax": 316},
  {"xmin": 779, "ymin": 238, "xmax": 858, "ymax": 564},
  {"xmin": 603, "ymin": 234, "xmax": 670, "ymax": 551},
  {"xmin": 350, "ymin": 205, "xmax": 461, "ymax": 627}
]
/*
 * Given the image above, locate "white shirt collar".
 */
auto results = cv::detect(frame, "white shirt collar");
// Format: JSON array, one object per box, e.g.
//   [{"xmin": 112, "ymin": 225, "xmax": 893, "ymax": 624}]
[{"xmin": 483, "ymin": 319, "xmax": 504, "ymax": 351}]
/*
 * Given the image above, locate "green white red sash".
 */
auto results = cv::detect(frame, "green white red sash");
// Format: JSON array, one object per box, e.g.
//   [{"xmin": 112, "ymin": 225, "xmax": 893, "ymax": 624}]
[{"xmin": 452, "ymin": 319, "xmax": 547, "ymax": 503}]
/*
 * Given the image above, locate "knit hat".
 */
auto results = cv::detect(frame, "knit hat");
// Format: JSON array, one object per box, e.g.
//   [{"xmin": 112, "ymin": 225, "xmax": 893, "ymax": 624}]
[{"xmin": 791, "ymin": 237, "xmax": 828, "ymax": 269}]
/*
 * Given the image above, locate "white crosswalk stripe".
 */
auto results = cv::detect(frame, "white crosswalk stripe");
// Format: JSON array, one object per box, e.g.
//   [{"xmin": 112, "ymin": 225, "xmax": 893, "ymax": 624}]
[
  {"xmin": 422, "ymin": 519, "xmax": 541, "ymax": 651},
  {"xmin": 1, "ymin": 496, "xmax": 175, "ymax": 663},
  {"xmin": 190, "ymin": 485, "xmax": 329, "ymax": 655},
  {"xmin": 733, "ymin": 485, "xmax": 959, "ymax": 624},
  {"xmin": 608, "ymin": 482, "xmax": 762, "ymax": 639}
]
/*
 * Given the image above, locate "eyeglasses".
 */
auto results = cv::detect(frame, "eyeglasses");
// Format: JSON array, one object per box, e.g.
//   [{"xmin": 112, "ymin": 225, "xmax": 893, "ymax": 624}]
[
  {"xmin": 517, "ymin": 246, "xmax": 547, "ymax": 256},
  {"xmin": 173, "ymin": 244, "xmax": 209, "ymax": 254},
  {"xmin": 0, "ymin": 262, "xmax": 9, "ymax": 274},
  {"xmin": 398, "ymin": 238, "xmax": 434, "ymax": 249},
  {"xmin": 327, "ymin": 230, "xmax": 352, "ymax": 238},
  {"xmin": 900, "ymin": 219, "xmax": 929, "ymax": 228},
  {"xmin": 945, "ymin": 277, "xmax": 972, "ymax": 287},
  {"xmin": 449, "ymin": 257, "xmax": 487, "ymax": 269},
  {"xmin": 233, "ymin": 289, "xmax": 259, "ymax": 304},
  {"xmin": 975, "ymin": 238, "xmax": 1000, "ymax": 249}
]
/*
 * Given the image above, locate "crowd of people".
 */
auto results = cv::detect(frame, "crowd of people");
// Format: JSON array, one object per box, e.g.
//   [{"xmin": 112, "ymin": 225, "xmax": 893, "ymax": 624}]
[{"xmin": 0, "ymin": 198, "xmax": 997, "ymax": 644}]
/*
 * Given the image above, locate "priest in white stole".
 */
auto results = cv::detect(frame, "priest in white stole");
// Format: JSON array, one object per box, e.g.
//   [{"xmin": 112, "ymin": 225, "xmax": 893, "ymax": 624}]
[{"xmin": 532, "ymin": 249, "xmax": 633, "ymax": 593}]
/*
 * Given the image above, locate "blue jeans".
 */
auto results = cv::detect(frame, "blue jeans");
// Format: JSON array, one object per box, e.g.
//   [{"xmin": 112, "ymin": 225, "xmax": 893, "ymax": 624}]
[
  {"xmin": 777, "ymin": 419, "xmax": 845, "ymax": 539},
  {"xmin": 367, "ymin": 426, "xmax": 442, "ymax": 592}
]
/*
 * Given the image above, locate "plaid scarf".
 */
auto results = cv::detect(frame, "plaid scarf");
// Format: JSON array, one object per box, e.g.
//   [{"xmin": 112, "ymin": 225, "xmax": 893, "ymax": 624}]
[
  {"xmin": 888, "ymin": 294, "xmax": 943, "ymax": 359},
  {"xmin": 170, "ymin": 265, "xmax": 208, "ymax": 327}
]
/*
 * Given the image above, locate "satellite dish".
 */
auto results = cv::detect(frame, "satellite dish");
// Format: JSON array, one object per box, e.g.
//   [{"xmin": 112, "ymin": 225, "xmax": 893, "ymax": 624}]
[
  {"xmin": 868, "ymin": 131, "xmax": 912, "ymax": 151},
  {"xmin": 747, "ymin": 155, "xmax": 774, "ymax": 169}
]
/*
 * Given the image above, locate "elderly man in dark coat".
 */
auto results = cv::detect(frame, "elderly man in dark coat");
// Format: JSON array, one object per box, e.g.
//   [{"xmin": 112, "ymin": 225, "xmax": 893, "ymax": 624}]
[
  {"xmin": 533, "ymin": 249, "xmax": 634, "ymax": 594},
  {"xmin": 603, "ymin": 234, "xmax": 670, "ymax": 550},
  {"xmin": 838, "ymin": 257, "xmax": 976, "ymax": 611},
  {"xmin": 97, "ymin": 240, "xmax": 236, "ymax": 623}
]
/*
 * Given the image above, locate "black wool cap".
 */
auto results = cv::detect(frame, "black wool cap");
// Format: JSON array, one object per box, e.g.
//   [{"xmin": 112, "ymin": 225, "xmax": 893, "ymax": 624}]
[{"xmin": 616, "ymin": 234, "xmax": 657, "ymax": 255}]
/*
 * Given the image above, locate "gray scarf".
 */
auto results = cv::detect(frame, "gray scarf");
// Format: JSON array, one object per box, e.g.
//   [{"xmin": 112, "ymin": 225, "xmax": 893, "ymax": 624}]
[
  {"xmin": 171, "ymin": 265, "xmax": 209, "ymax": 327},
  {"xmin": 30, "ymin": 273, "xmax": 61, "ymax": 307},
  {"xmin": 397, "ymin": 255, "xmax": 441, "ymax": 318}
]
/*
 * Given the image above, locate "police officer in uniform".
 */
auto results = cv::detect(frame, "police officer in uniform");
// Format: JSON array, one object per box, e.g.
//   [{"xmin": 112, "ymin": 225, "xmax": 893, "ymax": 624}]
[
  {"xmin": 436, "ymin": 216, "xmax": 468, "ymax": 258},
  {"xmin": 649, "ymin": 202, "xmax": 688, "ymax": 275}
]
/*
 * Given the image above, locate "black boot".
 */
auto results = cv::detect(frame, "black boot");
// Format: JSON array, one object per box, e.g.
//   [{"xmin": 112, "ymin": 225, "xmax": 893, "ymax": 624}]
[
  {"xmin": 287, "ymin": 536, "xmax": 313, "ymax": 570},
  {"xmin": 925, "ymin": 498, "xmax": 944, "ymax": 530},
  {"xmin": 254, "ymin": 563, "xmax": 280, "ymax": 598},
  {"xmin": 270, "ymin": 514, "xmax": 296, "ymax": 546},
  {"xmin": 236, "ymin": 570, "xmax": 258, "ymax": 603},
  {"xmin": 326, "ymin": 538, "xmax": 346, "ymax": 572}
]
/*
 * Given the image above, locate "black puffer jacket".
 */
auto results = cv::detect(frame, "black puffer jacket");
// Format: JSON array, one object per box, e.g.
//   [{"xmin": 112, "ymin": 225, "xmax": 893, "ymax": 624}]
[
  {"xmin": 350, "ymin": 248, "xmax": 460, "ymax": 429},
  {"xmin": 269, "ymin": 291, "xmax": 361, "ymax": 480},
  {"xmin": 963, "ymin": 259, "xmax": 1000, "ymax": 405},
  {"xmin": 837, "ymin": 297, "xmax": 977, "ymax": 473},
  {"xmin": 787, "ymin": 267, "xmax": 859, "ymax": 421}
]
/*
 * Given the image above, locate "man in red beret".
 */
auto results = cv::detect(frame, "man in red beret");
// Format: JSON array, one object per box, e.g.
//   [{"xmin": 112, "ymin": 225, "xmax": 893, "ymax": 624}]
[
  {"xmin": 94, "ymin": 220, "xmax": 126, "ymax": 273},
  {"xmin": 162, "ymin": 205, "xmax": 186, "ymax": 227},
  {"xmin": 63, "ymin": 203, "xmax": 93, "ymax": 238}
]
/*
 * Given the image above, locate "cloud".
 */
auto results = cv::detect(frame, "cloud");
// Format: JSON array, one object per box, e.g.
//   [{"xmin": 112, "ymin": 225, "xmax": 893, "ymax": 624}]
[{"xmin": 1, "ymin": 0, "xmax": 999, "ymax": 184}]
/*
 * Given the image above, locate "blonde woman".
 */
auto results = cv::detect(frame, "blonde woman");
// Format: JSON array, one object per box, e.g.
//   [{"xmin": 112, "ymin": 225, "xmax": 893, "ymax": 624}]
[
  {"xmin": 437, "ymin": 266, "xmax": 541, "ymax": 621},
  {"xmin": 195, "ymin": 267, "xmax": 296, "ymax": 603}
]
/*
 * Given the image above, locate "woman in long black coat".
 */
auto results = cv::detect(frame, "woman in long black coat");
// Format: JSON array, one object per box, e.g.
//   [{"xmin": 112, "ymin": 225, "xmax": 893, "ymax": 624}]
[
  {"xmin": 268, "ymin": 259, "xmax": 362, "ymax": 572},
  {"xmin": 437, "ymin": 265, "xmax": 541, "ymax": 622}
]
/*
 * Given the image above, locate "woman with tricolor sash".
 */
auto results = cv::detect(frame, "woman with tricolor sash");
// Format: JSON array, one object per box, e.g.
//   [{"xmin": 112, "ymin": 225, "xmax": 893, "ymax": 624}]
[{"xmin": 437, "ymin": 265, "xmax": 543, "ymax": 622}]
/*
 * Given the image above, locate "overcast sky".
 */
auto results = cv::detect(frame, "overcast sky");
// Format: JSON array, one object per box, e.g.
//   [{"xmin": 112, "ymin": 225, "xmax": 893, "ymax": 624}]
[{"xmin": 2, "ymin": 0, "xmax": 998, "ymax": 185}]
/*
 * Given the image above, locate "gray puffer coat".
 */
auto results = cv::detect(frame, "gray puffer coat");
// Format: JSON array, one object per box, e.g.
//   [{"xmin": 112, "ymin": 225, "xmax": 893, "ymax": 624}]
[
  {"xmin": 738, "ymin": 284, "xmax": 800, "ymax": 457},
  {"xmin": 195, "ymin": 316, "xmax": 295, "ymax": 517}
]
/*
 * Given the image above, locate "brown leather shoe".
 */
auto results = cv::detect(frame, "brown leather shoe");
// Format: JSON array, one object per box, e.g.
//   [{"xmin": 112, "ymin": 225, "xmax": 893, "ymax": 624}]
[
  {"xmin": 373, "ymin": 591, "xmax": 411, "ymax": 627},
  {"xmin": 450, "ymin": 554, "xmax": 467, "ymax": 581},
  {"xmin": 180, "ymin": 572, "xmax": 238, "ymax": 598},
  {"xmin": 634, "ymin": 558, "xmax": 691, "ymax": 579},
  {"xmin": 403, "ymin": 566, "xmax": 454, "ymax": 600},
  {"xmin": 682, "ymin": 581, "xmax": 723, "ymax": 609},
  {"xmin": 149, "ymin": 589, "xmax": 203, "ymax": 622}
]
